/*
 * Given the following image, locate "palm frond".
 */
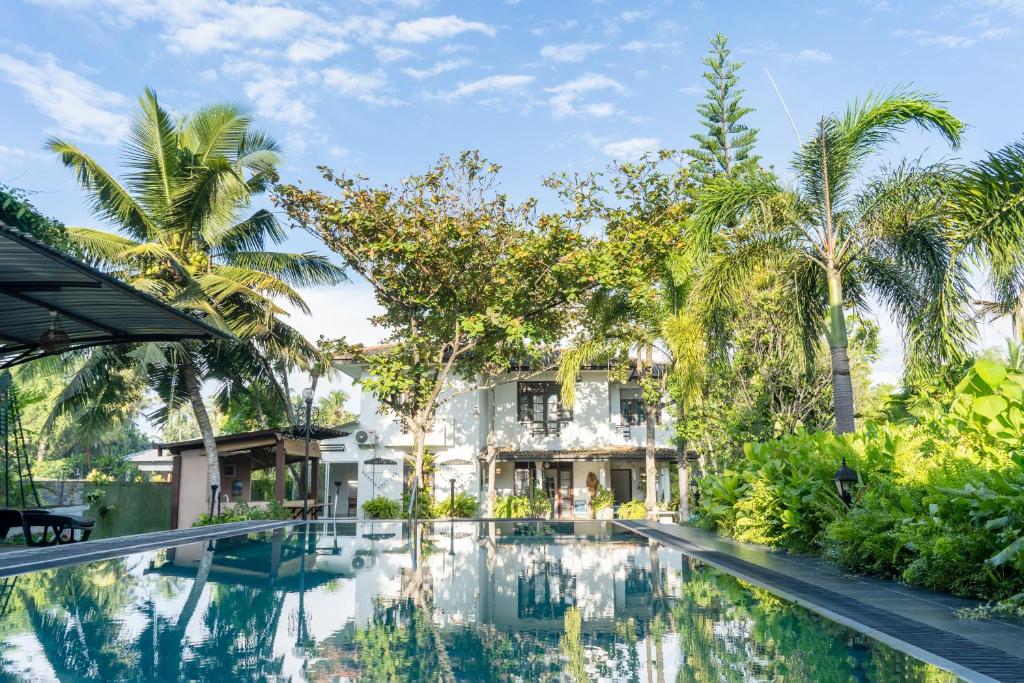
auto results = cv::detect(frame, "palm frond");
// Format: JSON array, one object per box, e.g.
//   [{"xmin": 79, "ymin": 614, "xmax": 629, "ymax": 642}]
[
  {"xmin": 219, "ymin": 251, "xmax": 347, "ymax": 287},
  {"xmin": 46, "ymin": 138, "xmax": 154, "ymax": 240}
]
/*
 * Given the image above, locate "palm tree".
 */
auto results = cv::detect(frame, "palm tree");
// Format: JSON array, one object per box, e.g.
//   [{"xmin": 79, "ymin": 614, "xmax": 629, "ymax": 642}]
[
  {"xmin": 953, "ymin": 140, "xmax": 1024, "ymax": 341},
  {"xmin": 47, "ymin": 89, "xmax": 344, "ymax": 501},
  {"xmin": 690, "ymin": 89, "xmax": 974, "ymax": 433}
]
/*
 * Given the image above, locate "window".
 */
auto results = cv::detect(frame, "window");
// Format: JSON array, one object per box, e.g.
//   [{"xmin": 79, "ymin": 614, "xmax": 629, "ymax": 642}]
[
  {"xmin": 620, "ymin": 388, "xmax": 659, "ymax": 426},
  {"xmin": 517, "ymin": 381, "xmax": 572, "ymax": 436},
  {"xmin": 513, "ymin": 462, "xmax": 537, "ymax": 495}
]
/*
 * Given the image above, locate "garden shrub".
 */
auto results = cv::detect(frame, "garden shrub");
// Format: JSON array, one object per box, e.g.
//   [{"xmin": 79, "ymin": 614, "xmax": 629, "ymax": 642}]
[
  {"xmin": 695, "ymin": 353, "xmax": 1024, "ymax": 608},
  {"xmin": 193, "ymin": 501, "xmax": 290, "ymax": 527},
  {"xmin": 362, "ymin": 496, "xmax": 402, "ymax": 519},
  {"xmin": 494, "ymin": 489, "xmax": 551, "ymax": 518},
  {"xmin": 617, "ymin": 500, "xmax": 647, "ymax": 520},
  {"xmin": 402, "ymin": 488, "xmax": 435, "ymax": 519},
  {"xmin": 433, "ymin": 491, "xmax": 479, "ymax": 518},
  {"xmin": 592, "ymin": 486, "xmax": 616, "ymax": 515}
]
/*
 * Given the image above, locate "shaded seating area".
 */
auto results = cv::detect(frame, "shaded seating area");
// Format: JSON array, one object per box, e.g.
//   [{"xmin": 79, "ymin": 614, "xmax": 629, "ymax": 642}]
[
  {"xmin": 159, "ymin": 426, "xmax": 348, "ymax": 528},
  {"xmin": 0, "ymin": 221, "xmax": 228, "ymax": 546}
]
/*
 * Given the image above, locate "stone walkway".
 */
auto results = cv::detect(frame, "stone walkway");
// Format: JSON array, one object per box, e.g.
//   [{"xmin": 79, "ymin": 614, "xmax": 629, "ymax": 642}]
[
  {"xmin": 0, "ymin": 519, "xmax": 295, "ymax": 577},
  {"xmin": 617, "ymin": 521, "xmax": 1024, "ymax": 683}
]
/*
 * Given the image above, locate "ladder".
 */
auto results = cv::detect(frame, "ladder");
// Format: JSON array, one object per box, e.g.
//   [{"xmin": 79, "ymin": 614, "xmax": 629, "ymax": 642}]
[{"xmin": 1, "ymin": 371, "xmax": 41, "ymax": 509}]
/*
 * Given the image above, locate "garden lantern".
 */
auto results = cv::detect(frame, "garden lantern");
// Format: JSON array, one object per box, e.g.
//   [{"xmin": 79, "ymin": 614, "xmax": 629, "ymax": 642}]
[{"xmin": 833, "ymin": 458, "xmax": 858, "ymax": 507}]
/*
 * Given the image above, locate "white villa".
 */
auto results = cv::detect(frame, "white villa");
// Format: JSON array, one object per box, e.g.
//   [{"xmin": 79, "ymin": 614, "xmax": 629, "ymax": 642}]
[{"xmin": 320, "ymin": 352, "xmax": 678, "ymax": 519}]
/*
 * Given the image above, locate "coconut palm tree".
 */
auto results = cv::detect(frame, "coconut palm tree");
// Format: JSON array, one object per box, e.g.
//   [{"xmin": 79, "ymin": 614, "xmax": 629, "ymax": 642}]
[
  {"xmin": 689, "ymin": 89, "xmax": 975, "ymax": 433},
  {"xmin": 47, "ymin": 88, "xmax": 344, "ymax": 499},
  {"xmin": 953, "ymin": 140, "xmax": 1024, "ymax": 341}
]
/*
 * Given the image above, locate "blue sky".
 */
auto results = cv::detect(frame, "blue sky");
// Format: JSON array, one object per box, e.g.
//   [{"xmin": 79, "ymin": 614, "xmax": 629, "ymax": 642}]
[{"xmin": 1, "ymin": 0, "xmax": 1022, "ymax": 405}]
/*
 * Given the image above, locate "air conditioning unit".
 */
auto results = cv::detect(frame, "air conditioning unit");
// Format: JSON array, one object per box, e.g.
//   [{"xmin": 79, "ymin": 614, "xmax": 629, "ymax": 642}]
[{"xmin": 354, "ymin": 430, "xmax": 378, "ymax": 447}]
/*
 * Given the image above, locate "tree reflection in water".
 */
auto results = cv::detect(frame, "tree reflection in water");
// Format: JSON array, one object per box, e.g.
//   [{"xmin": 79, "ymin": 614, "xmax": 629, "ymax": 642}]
[{"xmin": 0, "ymin": 524, "xmax": 959, "ymax": 682}]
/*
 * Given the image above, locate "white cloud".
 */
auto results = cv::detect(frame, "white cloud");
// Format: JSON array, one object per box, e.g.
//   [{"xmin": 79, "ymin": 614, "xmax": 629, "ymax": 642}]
[
  {"xmin": 796, "ymin": 48, "xmax": 832, "ymax": 62},
  {"xmin": 619, "ymin": 9, "xmax": 654, "ymax": 21},
  {"xmin": 981, "ymin": 26, "xmax": 1014, "ymax": 39},
  {"xmin": 545, "ymin": 73, "xmax": 626, "ymax": 117},
  {"xmin": 621, "ymin": 39, "xmax": 679, "ymax": 52},
  {"xmin": 433, "ymin": 74, "xmax": 534, "ymax": 102},
  {"xmin": 27, "ymin": 1, "xmax": 386, "ymax": 56},
  {"xmin": 391, "ymin": 15, "xmax": 495, "ymax": 43},
  {"xmin": 600, "ymin": 136, "xmax": 660, "ymax": 160},
  {"xmin": 322, "ymin": 67, "xmax": 401, "ymax": 106},
  {"xmin": 0, "ymin": 51, "xmax": 127, "ymax": 143},
  {"xmin": 540, "ymin": 42, "xmax": 602, "ymax": 63},
  {"xmin": 376, "ymin": 46, "xmax": 417, "ymax": 63},
  {"xmin": 894, "ymin": 28, "xmax": 977, "ymax": 48},
  {"xmin": 245, "ymin": 79, "xmax": 313, "ymax": 124},
  {"xmin": 403, "ymin": 59, "xmax": 471, "ymax": 80},
  {"xmin": 286, "ymin": 37, "xmax": 348, "ymax": 63}
]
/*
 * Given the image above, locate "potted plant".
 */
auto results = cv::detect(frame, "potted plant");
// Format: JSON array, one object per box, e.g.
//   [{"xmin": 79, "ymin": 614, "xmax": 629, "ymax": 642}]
[{"xmin": 592, "ymin": 486, "xmax": 616, "ymax": 520}]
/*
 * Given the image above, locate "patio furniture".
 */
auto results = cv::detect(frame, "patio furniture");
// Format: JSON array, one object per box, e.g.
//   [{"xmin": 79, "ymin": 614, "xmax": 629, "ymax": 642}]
[{"xmin": 0, "ymin": 508, "xmax": 95, "ymax": 546}]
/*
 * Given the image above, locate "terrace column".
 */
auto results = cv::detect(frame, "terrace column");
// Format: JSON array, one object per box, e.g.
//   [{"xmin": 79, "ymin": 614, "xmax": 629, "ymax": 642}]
[
  {"xmin": 274, "ymin": 437, "xmax": 286, "ymax": 502},
  {"xmin": 311, "ymin": 456, "xmax": 319, "ymax": 506}
]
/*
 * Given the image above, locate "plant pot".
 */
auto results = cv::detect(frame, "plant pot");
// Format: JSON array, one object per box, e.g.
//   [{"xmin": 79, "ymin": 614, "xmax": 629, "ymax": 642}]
[{"xmin": 596, "ymin": 507, "xmax": 614, "ymax": 520}]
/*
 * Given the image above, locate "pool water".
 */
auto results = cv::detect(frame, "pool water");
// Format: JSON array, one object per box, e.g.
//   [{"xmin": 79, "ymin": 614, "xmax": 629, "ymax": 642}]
[{"xmin": 0, "ymin": 521, "xmax": 957, "ymax": 682}]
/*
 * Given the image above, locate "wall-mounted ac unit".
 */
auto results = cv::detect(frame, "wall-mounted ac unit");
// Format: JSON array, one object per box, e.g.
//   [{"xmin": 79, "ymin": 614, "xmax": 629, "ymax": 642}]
[{"xmin": 354, "ymin": 430, "xmax": 378, "ymax": 447}]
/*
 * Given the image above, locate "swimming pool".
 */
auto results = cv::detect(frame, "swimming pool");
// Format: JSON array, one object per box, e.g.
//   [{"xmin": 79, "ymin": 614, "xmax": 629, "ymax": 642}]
[{"xmin": 0, "ymin": 521, "xmax": 957, "ymax": 681}]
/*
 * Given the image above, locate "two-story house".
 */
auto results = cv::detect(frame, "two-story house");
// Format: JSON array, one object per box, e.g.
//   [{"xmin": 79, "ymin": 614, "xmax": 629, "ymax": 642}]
[{"xmin": 319, "ymin": 351, "xmax": 677, "ymax": 519}]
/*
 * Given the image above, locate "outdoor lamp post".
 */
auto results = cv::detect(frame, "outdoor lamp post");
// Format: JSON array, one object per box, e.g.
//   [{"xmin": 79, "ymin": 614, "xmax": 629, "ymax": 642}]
[
  {"xmin": 834, "ymin": 458, "xmax": 859, "ymax": 507},
  {"xmin": 301, "ymin": 387, "xmax": 314, "ymax": 521},
  {"xmin": 449, "ymin": 477, "xmax": 456, "ymax": 517}
]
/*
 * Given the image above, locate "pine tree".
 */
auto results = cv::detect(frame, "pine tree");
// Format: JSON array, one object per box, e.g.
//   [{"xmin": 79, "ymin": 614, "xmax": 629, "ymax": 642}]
[{"xmin": 685, "ymin": 33, "xmax": 759, "ymax": 176}]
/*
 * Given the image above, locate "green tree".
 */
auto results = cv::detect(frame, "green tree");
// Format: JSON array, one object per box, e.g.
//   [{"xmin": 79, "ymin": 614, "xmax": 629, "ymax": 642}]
[
  {"xmin": 953, "ymin": 140, "xmax": 1024, "ymax": 341},
  {"xmin": 47, "ymin": 89, "xmax": 344, "ymax": 500},
  {"xmin": 690, "ymin": 89, "xmax": 974, "ymax": 433},
  {"xmin": 317, "ymin": 389, "xmax": 353, "ymax": 426},
  {"xmin": 684, "ymin": 33, "xmax": 759, "ymax": 178},
  {"xmin": 276, "ymin": 151, "xmax": 589, "ymax": 483},
  {"xmin": 552, "ymin": 152, "xmax": 696, "ymax": 516}
]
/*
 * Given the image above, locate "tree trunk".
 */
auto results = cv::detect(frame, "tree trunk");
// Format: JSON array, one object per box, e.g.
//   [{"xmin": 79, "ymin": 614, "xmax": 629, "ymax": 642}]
[
  {"xmin": 677, "ymin": 438, "xmax": 689, "ymax": 522},
  {"xmin": 644, "ymin": 397, "xmax": 658, "ymax": 518},
  {"xmin": 412, "ymin": 422, "xmax": 426, "ymax": 487},
  {"xmin": 181, "ymin": 352, "xmax": 221, "ymax": 504},
  {"xmin": 827, "ymin": 272, "xmax": 855, "ymax": 434},
  {"xmin": 486, "ymin": 386, "xmax": 497, "ymax": 516}
]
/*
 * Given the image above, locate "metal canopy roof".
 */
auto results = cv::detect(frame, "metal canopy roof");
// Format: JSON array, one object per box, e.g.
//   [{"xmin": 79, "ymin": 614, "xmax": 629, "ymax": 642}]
[{"xmin": 0, "ymin": 221, "xmax": 229, "ymax": 368}]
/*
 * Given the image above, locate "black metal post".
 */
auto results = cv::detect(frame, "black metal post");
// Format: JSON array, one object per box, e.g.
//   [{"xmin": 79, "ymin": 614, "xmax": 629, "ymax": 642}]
[
  {"xmin": 302, "ymin": 395, "xmax": 312, "ymax": 521},
  {"xmin": 209, "ymin": 484, "xmax": 218, "ymax": 518},
  {"xmin": 449, "ymin": 477, "xmax": 456, "ymax": 517}
]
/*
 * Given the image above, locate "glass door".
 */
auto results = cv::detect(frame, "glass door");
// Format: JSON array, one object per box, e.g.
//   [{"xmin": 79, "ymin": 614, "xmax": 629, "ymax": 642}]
[{"xmin": 555, "ymin": 464, "xmax": 573, "ymax": 519}]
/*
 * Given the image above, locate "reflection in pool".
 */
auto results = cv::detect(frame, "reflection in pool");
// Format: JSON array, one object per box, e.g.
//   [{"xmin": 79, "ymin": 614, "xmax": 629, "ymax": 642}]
[{"xmin": 0, "ymin": 521, "xmax": 956, "ymax": 681}]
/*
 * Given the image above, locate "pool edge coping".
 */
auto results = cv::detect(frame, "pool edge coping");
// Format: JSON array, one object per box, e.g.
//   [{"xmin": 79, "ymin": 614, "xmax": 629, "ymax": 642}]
[{"xmin": 615, "ymin": 520, "xmax": 1000, "ymax": 683}]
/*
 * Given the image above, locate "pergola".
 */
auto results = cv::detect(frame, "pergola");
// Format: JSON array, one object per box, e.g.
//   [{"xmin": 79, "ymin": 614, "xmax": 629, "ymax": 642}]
[
  {"xmin": 159, "ymin": 426, "xmax": 347, "ymax": 527},
  {"xmin": 0, "ymin": 221, "xmax": 226, "ymax": 368}
]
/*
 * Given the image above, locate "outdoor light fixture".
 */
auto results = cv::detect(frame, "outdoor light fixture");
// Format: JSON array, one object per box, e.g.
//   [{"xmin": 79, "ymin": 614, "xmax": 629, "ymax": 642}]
[
  {"xmin": 833, "ymin": 458, "xmax": 859, "ymax": 507},
  {"xmin": 38, "ymin": 311, "xmax": 71, "ymax": 354}
]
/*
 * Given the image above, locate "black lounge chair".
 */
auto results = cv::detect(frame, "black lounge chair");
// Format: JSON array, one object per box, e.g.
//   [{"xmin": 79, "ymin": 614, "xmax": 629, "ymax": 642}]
[{"xmin": 0, "ymin": 508, "xmax": 95, "ymax": 547}]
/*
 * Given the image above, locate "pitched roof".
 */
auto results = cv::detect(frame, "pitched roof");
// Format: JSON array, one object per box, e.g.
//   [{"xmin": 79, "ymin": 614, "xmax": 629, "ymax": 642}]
[{"xmin": 0, "ymin": 221, "xmax": 229, "ymax": 368}]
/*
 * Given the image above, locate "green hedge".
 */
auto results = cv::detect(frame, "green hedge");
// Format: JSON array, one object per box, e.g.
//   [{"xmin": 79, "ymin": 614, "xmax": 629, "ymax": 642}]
[
  {"xmin": 696, "ymin": 354, "xmax": 1024, "ymax": 613},
  {"xmin": 194, "ymin": 501, "xmax": 290, "ymax": 526}
]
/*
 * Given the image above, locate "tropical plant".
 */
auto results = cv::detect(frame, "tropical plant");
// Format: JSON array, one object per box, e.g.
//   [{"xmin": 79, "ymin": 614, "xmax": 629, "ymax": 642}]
[
  {"xmin": 684, "ymin": 33, "xmax": 760, "ymax": 178},
  {"xmin": 690, "ymin": 89, "xmax": 974, "ymax": 433},
  {"xmin": 193, "ymin": 500, "xmax": 289, "ymax": 526},
  {"xmin": 494, "ymin": 490, "xmax": 552, "ymax": 518},
  {"xmin": 592, "ymin": 486, "xmax": 616, "ymax": 513},
  {"xmin": 433, "ymin": 491, "xmax": 479, "ymax": 518},
  {"xmin": 46, "ymin": 89, "xmax": 344, "ymax": 500},
  {"xmin": 362, "ymin": 496, "xmax": 402, "ymax": 519},
  {"xmin": 617, "ymin": 500, "xmax": 648, "ymax": 520},
  {"xmin": 953, "ymin": 140, "xmax": 1024, "ymax": 341}
]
